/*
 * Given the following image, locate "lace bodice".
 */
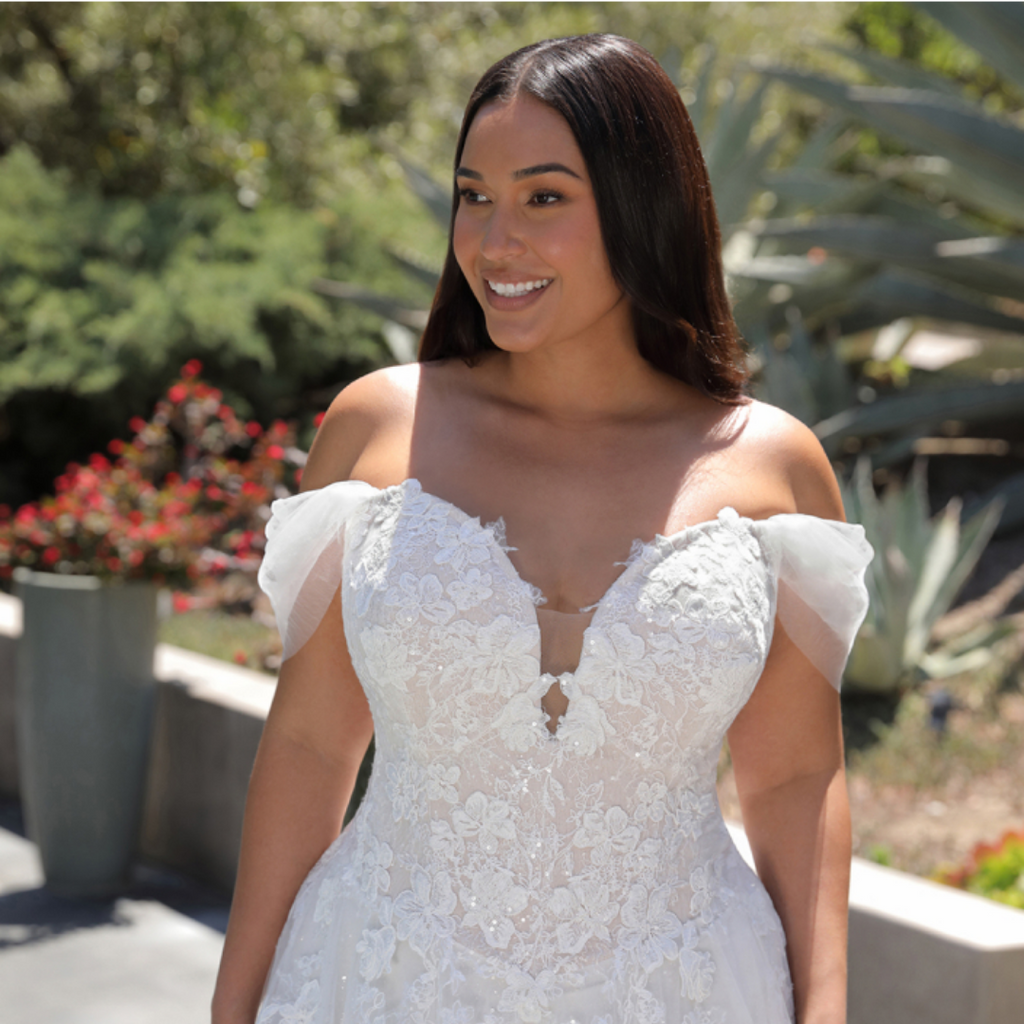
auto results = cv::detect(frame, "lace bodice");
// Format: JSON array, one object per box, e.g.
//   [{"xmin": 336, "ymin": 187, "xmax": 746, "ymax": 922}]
[{"xmin": 256, "ymin": 479, "xmax": 872, "ymax": 1024}]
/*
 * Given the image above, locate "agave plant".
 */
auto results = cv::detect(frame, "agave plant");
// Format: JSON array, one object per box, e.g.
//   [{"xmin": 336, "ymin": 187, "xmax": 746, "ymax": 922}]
[{"xmin": 840, "ymin": 459, "xmax": 1006, "ymax": 694}]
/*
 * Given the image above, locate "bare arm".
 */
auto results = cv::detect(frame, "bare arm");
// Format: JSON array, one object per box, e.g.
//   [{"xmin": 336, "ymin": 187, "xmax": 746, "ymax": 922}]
[
  {"xmin": 728, "ymin": 625, "xmax": 850, "ymax": 1024},
  {"xmin": 212, "ymin": 380, "xmax": 392, "ymax": 1023},
  {"xmin": 727, "ymin": 408, "xmax": 852, "ymax": 1024},
  {"xmin": 211, "ymin": 589, "xmax": 374, "ymax": 1023}
]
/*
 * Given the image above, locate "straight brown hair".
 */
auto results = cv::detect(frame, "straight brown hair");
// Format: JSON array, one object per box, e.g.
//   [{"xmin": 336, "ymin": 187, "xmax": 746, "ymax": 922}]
[{"xmin": 419, "ymin": 34, "xmax": 748, "ymax": 402}]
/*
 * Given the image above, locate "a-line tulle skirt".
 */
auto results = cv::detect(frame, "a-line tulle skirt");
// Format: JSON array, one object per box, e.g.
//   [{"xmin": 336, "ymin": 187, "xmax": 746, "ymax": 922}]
[{"xmin": 256, "ymin": 827, "xmax": 795, "ymax": 1024}]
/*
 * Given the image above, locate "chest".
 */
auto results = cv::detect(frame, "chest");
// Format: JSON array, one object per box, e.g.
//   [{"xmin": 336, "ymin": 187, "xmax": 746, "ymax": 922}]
[
  {"xmin": 401, "ymin": 405, "xmax": 763, "ymax": 612},
  {"xmin": 340, "ymin": 481, "xmax": 777, "ymax": 766}
]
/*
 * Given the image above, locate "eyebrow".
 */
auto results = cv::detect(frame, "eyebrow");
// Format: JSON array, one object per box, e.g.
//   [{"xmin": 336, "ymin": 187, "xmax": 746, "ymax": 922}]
[{"xmin": 455, "ymin": 162, "xmax": 582, "ymax": 182}]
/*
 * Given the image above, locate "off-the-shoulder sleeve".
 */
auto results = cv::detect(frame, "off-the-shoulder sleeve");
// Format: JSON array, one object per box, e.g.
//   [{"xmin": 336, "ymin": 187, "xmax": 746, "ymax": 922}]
[
  {"xmin": 258, "ymin": 480, "xmax": 379, "ymax": 661},
  {"xmin": 752, "ymin": 515, "xmax": 874, "ymax": 691}
]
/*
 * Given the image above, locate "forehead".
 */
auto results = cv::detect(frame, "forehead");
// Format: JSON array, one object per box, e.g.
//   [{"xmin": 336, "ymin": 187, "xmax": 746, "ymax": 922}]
[{"xmin": 461, "ymin": 94, "xmax": 586, "ymax": 174}]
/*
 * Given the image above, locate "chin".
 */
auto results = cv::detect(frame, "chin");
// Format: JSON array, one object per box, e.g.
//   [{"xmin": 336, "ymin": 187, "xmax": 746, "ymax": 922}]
[{"xmin": 481, "ymin": 323, "xmax": 546, "ymax": 353}]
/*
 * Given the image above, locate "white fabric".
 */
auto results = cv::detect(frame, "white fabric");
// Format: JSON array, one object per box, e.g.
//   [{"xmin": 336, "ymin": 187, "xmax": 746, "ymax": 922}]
[
  {"xmin": 752, "ymin": 514, "xmax": 872, "ymax": 690},
  {"xmin": 258, "ymin": 480, "xmax": 378, "ymax": 660},
  {"xmin": 256, "ymin": 479, "xmax": 872, "ymax": 1024}
]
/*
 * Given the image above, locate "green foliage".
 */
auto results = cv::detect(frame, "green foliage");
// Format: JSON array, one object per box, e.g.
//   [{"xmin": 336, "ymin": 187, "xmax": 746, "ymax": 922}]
[
  {"xmin": 865, "ymin": 844, "xmax": 893, "ymax": 867},
  {"xmin": 158, "ymin": 608, "xmax": 277, "ymax": 674},
  {"xmin": 846, "ymin": 3, "xmax": 1024, "ymax": 111},
  {"xmin": 933, "ymin": 829, "xmax": 1024, "ymax": 910},
  {"xmin": 841, "ymin": 459, "xmax": 1005, "ymax": 694},
  {"xmin": 0, "ymin": 145, "xmax": 401, "ymax": 504},
  {"xmin": 0, "ymin": 2, "xmax": 853, "ymax": 207},
  {"xmin": 0, "ymin": 1, "xmax": 435, "ymax": 204}
]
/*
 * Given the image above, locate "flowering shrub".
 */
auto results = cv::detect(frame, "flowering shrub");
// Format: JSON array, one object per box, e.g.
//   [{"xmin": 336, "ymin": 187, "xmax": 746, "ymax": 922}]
[
  {"xmin": 0, "ymin": 361, "xmax": 303, "ymax": 587},
  {"xmin": 932, "ymin": 829, "xmax": 1024, "ymax": 910}
]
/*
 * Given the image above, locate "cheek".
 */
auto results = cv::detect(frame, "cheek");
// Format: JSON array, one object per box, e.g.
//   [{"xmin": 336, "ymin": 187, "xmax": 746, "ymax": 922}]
[
  {"xmin": 543, "ymin": 221, "xmax": 617, "ymax": 293},
  {"xmin": 452, "ymin": 213, "xmax": 479, "ymax": 280}
]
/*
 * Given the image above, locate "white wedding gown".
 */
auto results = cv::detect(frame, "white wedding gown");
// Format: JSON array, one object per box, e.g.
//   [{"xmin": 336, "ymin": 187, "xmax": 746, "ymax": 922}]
[{"xmin": 255, "ymin": 478, "xmax": 872, "ymax": 1024}]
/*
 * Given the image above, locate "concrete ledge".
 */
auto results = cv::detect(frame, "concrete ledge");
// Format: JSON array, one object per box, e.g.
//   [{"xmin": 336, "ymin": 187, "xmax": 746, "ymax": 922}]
[
  {"xmin": 728, "ymin": 824, "xmax": 1024, "ymax": 1024},
  {"xmin": 140, "ymin": 645, "xmax": 271, "ymax": 892},
  {"xmin": 848, "ymin": 858, "xmax": 1024, "ymax": 1024}
]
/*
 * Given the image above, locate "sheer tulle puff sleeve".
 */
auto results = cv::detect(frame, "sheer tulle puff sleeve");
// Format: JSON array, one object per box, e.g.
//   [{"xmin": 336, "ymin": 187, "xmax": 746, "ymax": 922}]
[
  {"xmin": 258, "ymin": 480, "xmax": 379, "ymax": 661},
  {"xmin": 753, "ymin": 515, "xmax": 874, "ymax": 691}
]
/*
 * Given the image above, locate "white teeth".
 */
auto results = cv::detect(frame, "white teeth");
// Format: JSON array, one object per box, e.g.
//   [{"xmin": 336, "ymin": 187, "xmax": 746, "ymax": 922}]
[{"xmin": 487, "ymin": 278, "xmax": 552, "ymax": 297}]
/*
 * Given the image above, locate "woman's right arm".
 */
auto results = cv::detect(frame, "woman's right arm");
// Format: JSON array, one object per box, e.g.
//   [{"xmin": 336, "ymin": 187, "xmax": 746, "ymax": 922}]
[
  {"xmin": 212, "ymin": 382, "xmax": 388, "ymax": 1023},
  {"xmin": 211, "ymin": 588, "xmax": 374, "ymax": 1023}
]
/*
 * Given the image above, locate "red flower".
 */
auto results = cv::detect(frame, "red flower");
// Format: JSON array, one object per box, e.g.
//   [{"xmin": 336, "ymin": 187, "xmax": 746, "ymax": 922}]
[
  {"xmin": 233, "ymin": 650, "xmax": 248, "ymax": 665},
  {"xmin": 181, "ymin": 359, "xmax": 203, "ymax": 379},
  {"xmin": 171, "ymin": 593, "xmax": 192, "ymax": 613},
  {"xmin": 313, "ymin": 411, "xmax": 326, "ymax": 428},
  {"xmin": 0, "ymin": 367, "xmax": 304, "ymax": 587}
]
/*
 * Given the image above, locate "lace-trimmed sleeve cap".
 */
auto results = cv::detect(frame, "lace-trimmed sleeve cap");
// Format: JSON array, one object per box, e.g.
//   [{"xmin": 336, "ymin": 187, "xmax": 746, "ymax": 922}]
[
  {"xmin": 258, "ymin": 480, "xmax": 378, "ymax": 661},
  {"xmin": 753, "ymin": 515, "xmax": 874, "ymax": 691}
]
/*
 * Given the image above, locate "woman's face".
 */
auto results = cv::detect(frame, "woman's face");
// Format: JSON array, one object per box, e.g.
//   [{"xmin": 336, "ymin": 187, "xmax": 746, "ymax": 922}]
[{"xmin": 453, "ymin": 94, "xmax": 629, "ymax": 356}]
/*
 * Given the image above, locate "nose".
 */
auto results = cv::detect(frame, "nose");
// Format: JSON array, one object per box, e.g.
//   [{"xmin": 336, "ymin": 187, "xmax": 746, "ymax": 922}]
[{"xmin": 479, "ymin": 202, "xmax": 527, "ymax": 261}]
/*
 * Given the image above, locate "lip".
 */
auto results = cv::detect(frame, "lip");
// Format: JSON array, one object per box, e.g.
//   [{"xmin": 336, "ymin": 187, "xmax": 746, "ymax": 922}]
[{"xmin": 482, "ymin": 278, "xmax": 552, "ymax": 311}]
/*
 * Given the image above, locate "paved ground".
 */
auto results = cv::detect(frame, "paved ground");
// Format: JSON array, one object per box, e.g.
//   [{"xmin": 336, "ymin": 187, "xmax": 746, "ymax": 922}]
[{"xmin": 0, "ymin": 800, "xmax": 228, "ymax": 1024}]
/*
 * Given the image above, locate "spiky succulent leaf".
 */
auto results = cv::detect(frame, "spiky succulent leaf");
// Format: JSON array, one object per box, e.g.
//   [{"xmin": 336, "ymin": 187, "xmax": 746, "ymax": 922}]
[
  {"xmin": 815, "ymin": 380, "xmax": 1024, "ymax": 458},
  {"xmin": 917, "ymin": 1, "xmax": 1024, "ymax": 96}
]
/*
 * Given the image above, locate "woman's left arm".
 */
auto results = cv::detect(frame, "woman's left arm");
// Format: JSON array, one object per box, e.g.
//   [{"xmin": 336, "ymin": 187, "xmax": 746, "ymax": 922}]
[
  {"xmin": 729, "ymin": 407, "xmax": 856, "ymax": 1024},
  {"xmin": 727, "ymin": 624, "xmax": 850, "ymax": 1024},
  {"xmin": 727, "ymin": 407, "xmax": 854, "ymax": 1024}
]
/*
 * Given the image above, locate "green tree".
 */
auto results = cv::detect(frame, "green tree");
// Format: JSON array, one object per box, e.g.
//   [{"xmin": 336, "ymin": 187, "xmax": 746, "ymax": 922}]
[{"xmin": 0, "ymin": 145, "xmax": 421, "ymax": 504}]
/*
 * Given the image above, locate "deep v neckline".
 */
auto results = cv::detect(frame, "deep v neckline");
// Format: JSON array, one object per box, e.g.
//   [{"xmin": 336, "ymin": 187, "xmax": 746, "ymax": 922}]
[{"xmin": 381, "ymin": 478, "xmax": 753, "ymax": 688}]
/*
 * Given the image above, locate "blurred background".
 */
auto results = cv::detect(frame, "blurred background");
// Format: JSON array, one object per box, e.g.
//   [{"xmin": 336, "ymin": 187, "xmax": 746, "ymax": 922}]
[{"xmin": 2, "ymin": 0, "xmax": 1024, "ymax": 909}]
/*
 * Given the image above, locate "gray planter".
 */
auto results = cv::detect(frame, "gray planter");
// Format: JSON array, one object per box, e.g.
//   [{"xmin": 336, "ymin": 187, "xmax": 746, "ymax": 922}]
[{"xmin": 14, "ymin": 569, "xmax": 158, "ymax": 897}]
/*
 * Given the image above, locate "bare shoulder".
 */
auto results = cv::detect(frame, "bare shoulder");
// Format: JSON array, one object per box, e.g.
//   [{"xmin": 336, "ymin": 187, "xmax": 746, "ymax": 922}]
[
  {"xmin": 301, "ymin": 364, "xmax": 423, "ymax": 491},
  {"xmin": 732, "ymin": 399, "xmax": 845, "ymax": 521}
]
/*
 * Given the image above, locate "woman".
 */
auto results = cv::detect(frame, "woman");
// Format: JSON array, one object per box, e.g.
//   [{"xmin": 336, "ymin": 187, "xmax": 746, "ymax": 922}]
[{"xmin": 213, "ymin": 34, "xmax": 871, "ymax": 1024}]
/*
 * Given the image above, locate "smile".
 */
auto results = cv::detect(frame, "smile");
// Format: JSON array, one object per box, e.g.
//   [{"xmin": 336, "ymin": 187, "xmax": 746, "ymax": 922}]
[{"xmin": 485, "ymin": 278, "xmax": 552, "ymax": 297}]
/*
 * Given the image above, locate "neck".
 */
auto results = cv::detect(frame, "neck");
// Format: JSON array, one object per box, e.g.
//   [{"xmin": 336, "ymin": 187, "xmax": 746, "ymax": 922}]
[{"xmin": 483, "ymin": 320, "xmax": 677, "ymax": 425}]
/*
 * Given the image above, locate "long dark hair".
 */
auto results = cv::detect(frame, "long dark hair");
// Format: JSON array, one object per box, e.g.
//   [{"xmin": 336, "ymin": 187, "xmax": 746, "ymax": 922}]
[{"xmin": 418, "ymin": 34, "xmax": 748, "ymax": 402}]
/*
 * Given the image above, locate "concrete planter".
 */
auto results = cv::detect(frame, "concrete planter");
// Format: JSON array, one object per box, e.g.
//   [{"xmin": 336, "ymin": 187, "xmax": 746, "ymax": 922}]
[{"xmin": 14, "ymin": 569, "xmax": 158, "ymax": 897}]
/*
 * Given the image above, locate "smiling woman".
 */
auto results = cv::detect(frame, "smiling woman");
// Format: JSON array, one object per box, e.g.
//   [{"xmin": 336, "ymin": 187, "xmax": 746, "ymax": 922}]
[
  {"xmin": 422, "ymin": 34, "xmax": 746, "ymax": 402},
  {"xmin": 452, "ymin": 95, "xmax": 627, "ymax": 358},
  {"xmin": 214, "ymin": 34, "xmax": 872, "ymax": 1024}
]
